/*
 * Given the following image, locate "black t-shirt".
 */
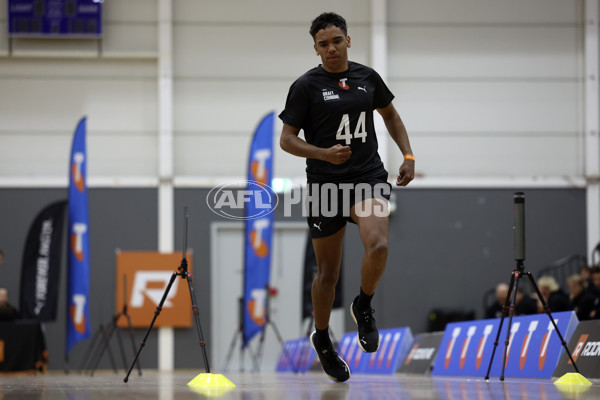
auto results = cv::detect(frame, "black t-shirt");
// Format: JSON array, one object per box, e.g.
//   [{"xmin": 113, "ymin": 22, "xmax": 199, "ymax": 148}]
[{"xmin": 279, "ymin": 61, "xmax": 394, "ymax": 182}]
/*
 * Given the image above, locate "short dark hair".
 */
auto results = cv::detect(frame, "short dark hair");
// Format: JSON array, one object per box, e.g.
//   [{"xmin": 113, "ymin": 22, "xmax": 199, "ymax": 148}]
[
  {"xmin": 310, "ymin": 12, "xmax": 347, "ymax": 40},
  {"xmin": 592, "ymin": 266, "xmax": 600, "ymax": 275}
]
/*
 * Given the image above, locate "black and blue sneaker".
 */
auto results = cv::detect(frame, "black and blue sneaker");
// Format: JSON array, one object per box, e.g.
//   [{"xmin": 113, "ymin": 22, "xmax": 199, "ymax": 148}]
[
  {"xmin": 310, "ymin": 331, "xmax": 351, "ymax": 382},
  {"xmin": 350, "ymin": 296, "xmax": 380, "ymax": 353}
]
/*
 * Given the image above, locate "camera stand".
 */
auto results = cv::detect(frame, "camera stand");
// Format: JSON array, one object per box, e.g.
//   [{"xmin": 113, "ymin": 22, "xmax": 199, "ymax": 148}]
[
  {"xmin": 221, "ymin": 297, "xmax": 260, "ymax": 372},
  {"xmin": 255, "ymin": 285, "xmax": 298, "ymax": 373},
  {"xmin": 484, "ymin": 193, "xmax": 580, "ymax": 381},
  {"xmin": 484, "ymin": 261, "xmax": 580, "ymax": 380},
  {"xmin": 124, "ymin": 207, "xmax": 212, "ymax": 383}
]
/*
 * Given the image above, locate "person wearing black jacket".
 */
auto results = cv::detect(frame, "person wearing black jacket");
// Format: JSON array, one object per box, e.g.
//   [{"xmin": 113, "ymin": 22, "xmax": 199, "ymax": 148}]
[
  {"xmin": 0, "ymin": 288, "xmax": 19, "ymax": 321},
  {"xmin": 567, "ymin": 274, "xmax": 596, "ymax": 320},
  {"xmin": 538, "ymin": 275, "xmax": 571, "ymax": 313}
]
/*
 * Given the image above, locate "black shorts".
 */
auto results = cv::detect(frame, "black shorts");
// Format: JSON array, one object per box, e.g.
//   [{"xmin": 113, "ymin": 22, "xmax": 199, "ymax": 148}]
[{"xmin": 306, "ymin": 172, "xmax": 392, "ymax": 238}]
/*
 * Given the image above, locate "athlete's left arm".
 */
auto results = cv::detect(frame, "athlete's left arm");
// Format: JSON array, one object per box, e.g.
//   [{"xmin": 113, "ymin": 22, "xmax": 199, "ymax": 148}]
[{"xmin": 377, "ymin": 103, "xmax": 415, "ymax": 187}]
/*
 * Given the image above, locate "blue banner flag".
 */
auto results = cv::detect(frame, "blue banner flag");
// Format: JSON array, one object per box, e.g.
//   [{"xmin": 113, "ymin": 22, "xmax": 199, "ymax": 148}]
[
  {"xmin": 243, "ymin": 112, "xmax": 276, "ymax": 347},
  {"xmin": 66, "ymin": 117, "xmax": 91, "ymax": 356}
]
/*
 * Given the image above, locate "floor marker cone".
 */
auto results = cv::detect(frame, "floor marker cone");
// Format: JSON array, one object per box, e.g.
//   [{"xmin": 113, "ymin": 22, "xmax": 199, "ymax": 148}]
[
  {"xmin": 187, "ymin": 372, "xmax": 236, "ymax": 397},
  {"xmin": 553, "ymin": 373, "xmax": 593, "ymax": 394}
]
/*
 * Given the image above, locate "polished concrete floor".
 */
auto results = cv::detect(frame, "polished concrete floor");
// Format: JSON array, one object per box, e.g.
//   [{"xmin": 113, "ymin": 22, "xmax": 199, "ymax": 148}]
[{"xmin": 0, "ymin": 370, "xmax": 598, "ymax": 400}]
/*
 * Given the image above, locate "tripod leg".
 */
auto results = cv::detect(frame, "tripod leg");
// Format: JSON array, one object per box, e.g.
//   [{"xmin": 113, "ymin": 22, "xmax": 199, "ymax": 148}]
[
  {"xmin": 105, "ymin": 330, "xmax": 119, "ymax": 374},
  {"xmin": 91, "ymin": 322, "xmax": 118, "ymax": 376},
  {"xmin": 526, "ymin": 272, "xmax": 580, "ymax": 373},
  {"xmin": 124, "ymin": 272, "xmax": 178, "ymax": 382},
  {"xmin": 86, "ymin": 323, "xmax": 108, "ymax": 375},
  {"xmin": 78, "ymin": 327, "xmax": 101, "ymax": 373},
  {"xmin": 255, "ymin": 323, "xmax": 267, "ymax": 371},
  {"xmin": 114, "ymin": 322, "xmax": 129, "ymax": 372},
  {"xmin": 185, "ymin": 273, "xmax": 211, "ymax": 373},
  {"xmin": 485, "ymin": 272, "xmax": 515, "ymax": 380},
  {"xmin": 500, "ymin": 272, "xmax": 522, "ymax": 381},
  {"xmin": 269, "ymin": 320, "xmax": 299, "ymax": 374},
  {"xmin": 124, "ymin": 312, "xmax": 142, "ymax": 376},
  {"xmin": 221, "ymin": 328, "xmax": 240, "ymax": 372}
]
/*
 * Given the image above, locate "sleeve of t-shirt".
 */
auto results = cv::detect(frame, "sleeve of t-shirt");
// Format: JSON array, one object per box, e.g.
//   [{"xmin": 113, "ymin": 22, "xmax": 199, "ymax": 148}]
[
  {"xmin": 278, "ymin": 78, "xmax": 310, "ymax": 130},
  {"xmin": 371, "ymin": 69, "xmax": 395, "ymax": 110}
]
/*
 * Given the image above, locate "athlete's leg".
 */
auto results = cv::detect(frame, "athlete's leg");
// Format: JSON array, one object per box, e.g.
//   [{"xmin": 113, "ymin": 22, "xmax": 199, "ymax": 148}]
[
  {"xmin": 310, "ymin": 225, "xmax": 351, "ymax": 383},
  {"xmin": 311, "ymin": 226, "xmax": 346, "ymax": 330},
  {"xmin": 351, "ymin": 198, "xmax": 390, "ymax": 295},
  {"xmin": 349, "ymin": 197, "xmax": 389, "ymax": 352}
]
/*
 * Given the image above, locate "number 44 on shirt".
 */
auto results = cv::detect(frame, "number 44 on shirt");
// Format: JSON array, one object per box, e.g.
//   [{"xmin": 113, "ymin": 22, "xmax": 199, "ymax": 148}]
[{"xmin": 336, "ymin": 112, "xmax": 367, "ymax": 145}]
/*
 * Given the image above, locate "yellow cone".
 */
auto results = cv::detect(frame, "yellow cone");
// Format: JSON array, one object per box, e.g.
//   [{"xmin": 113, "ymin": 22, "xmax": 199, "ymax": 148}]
[
  {"xmin": 187, "ymin": 373, "xmax": 236, "ymax": 397},
  {"xmin": 553, "ymin": 373, "xmax": 593, "ymax": 395}
]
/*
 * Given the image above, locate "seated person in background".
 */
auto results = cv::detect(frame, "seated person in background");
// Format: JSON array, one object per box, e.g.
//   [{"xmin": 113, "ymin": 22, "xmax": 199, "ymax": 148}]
[
  {"xmin": 580, "ymin": 265, "xmax": 595, "ymax": 294},
  {"xmin": 0, "ymin": 288, "xmax": 19, "ymax": 321},
  {"xmin": 537, "ymin": 276, "xmax": 571, "ymax": 313},
  {"xmin": 514, "ymin": 288, "xmax": 538, "ymax": 315},
  {"xmin": 567, "ymin": 274, "xmax": 596, "ymax": 320},
  {"xmin": 485, "ymin": 283, "xmax": 537, "ymax": 319},
  {"xmin": 485, "ymin": 283, "xmax": 508, "ymax": 319},
  {"xmin": 590, "ymin": 266, "xmax": 600, "ymax": 319}
]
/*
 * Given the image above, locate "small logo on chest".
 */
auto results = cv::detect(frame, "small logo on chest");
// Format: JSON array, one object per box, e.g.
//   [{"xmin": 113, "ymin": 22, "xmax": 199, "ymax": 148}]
[
  {"xmin": 322, "ymin": 89, "xmax": 340, "ymax": 102},
  {"xmin": 339, "ymin": 78, "xmax": 350, "ymax": 90}
]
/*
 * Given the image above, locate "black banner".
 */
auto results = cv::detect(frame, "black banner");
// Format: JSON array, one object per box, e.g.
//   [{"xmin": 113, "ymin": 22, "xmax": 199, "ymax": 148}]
[
  {"xmin": 398, "ymin": 332, "xmax": 444, "ymax": 375},
  {"xmin": 19, "ymin": 200, "xmax": 67, "ymax": 321},
  {"xmin": 553, "ymin": 320, "xmax": 600, "ymax": 379},
  {"xmin": 301, "ymin": 233, "xmax": 343, "ymax": 320}
]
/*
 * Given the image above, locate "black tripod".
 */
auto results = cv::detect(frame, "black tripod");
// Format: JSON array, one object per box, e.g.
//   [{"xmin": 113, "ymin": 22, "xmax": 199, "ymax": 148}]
[
  {"xmin": 83, "ymin": 276, "xmax": 142, "ymax": 376},
  {"xmin": 124, "ymin": 207, "xmax": 210, "ymax": 382},
  {"xmin": 255, "ymin": 285, "xmax": 297, "ymax": 372},
  {"xmin": 221, "ymin": 297, "xmax": 259, "ymax": 372},
  {"xmin": 79, "ymin": 321, "xmax": 119, "ymax": 375},
  {"xmin": 484, "ymin": 192, "xmax": 580, "ymax": 381}
]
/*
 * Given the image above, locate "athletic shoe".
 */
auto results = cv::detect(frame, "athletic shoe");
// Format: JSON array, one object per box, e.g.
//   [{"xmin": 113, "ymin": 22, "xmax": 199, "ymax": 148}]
[
  {"xmin": 350, "ymin": 296, "xmax": 380, "ymax": 352},
  {"xmin": 310, "ymin": 332, "xmax": 351, "ymax": 382}
]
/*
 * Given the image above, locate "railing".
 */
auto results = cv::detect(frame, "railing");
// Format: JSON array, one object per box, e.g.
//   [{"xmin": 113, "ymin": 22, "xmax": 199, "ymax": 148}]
[{"xmin": 536, "ymin": 254, "xmax": 587, "ymax": 291}]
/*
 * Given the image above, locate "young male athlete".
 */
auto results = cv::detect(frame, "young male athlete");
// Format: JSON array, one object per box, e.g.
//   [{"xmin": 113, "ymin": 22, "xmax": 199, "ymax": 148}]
[{"xmin": 279, "ymin": 12, "xmax": 415, "ymax": 382}]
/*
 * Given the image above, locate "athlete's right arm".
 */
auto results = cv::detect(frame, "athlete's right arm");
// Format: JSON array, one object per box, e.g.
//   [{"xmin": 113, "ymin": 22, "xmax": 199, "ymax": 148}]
[{"xmin": 280, "ymin": 123, "xmax": 351, "ymax": 165}]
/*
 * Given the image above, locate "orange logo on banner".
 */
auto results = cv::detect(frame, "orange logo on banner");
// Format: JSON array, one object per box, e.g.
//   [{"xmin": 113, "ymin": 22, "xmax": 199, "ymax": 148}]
[
  {"xmin": 247, "ymin": 299, "xmax": 266, "ymax": 327},
  {"xmin": 71, "ymin": 152, "xmax": 85, "ymax": 192},
  {"xmin": 0, "ymin": 340, "xmax": 4, "ymax": 362},
  {"xmin": 250, "ymin": 230, "xmax": 269, "ymax": 257},
  {"xmin": 569, "ymin": 334, "xmax": 590, "ymax": 364},
  {"xmin": 250, "ymin": 161, "xmax": 267, "ymax": 185},
  {"xmin": 70, "ymin": 294, "xmax": 87, "ymax": 334},
  {"xmin": 115, "ymin": 251, "xmax": 193, "ymax": 328}
]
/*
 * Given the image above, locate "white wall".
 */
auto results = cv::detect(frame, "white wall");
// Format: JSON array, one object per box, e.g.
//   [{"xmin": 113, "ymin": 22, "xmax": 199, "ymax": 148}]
[
  {"xmin": 0, "ymin": 0, "xmax": 159, "ymax": 181},
  {"xmin": 0, "ymin": 0, "xmax": 586, "ymax": 184},
  {"xmin": 172, "ymin": 0, "xmax": 370, "ymax": 180},
  {"xmin": 387, "ymin": 0, "xmax": 584, "ymax": 178}
]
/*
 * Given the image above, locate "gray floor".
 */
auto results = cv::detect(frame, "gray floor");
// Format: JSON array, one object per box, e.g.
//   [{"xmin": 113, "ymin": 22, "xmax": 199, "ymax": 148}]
[{"xmin": 0, "ymin": 370, "xmax": 598, "ymax": 400}]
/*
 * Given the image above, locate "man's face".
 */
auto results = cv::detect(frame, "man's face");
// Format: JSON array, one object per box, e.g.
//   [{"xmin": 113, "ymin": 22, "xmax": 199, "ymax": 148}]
[
  {"xmin": 496, "ymin": 286, "xmax": 508, "ymax": 304},
  {"xmin": 314, "ymin": 25, "xmax": 350, "ymax": 73}
]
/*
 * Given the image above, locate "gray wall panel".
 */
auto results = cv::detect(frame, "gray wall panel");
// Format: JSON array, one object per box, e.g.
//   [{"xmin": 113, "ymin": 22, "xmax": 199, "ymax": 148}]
[
  {"xmin": 0, "ymin": 187, "xmax": 586, "ymax": 370},
  {"xmin": 0, "ymin": 188, "xmax": 157, "ymax": 371}
]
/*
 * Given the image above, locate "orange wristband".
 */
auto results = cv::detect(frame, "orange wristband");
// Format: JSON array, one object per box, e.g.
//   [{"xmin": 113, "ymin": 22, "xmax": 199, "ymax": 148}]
[{"xmin": 404, "ymin": 154, "xmax": 415, "ymax": 161}]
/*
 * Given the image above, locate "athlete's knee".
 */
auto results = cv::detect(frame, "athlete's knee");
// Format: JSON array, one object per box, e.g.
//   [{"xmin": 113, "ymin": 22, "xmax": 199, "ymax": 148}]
[
  {"xmin": 314, "ymin": 266, "xmax": 340, "ymax": 289},
  {"xmin": 365, "ymin": 238, "xmax": 388, "ymax": 261}
]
